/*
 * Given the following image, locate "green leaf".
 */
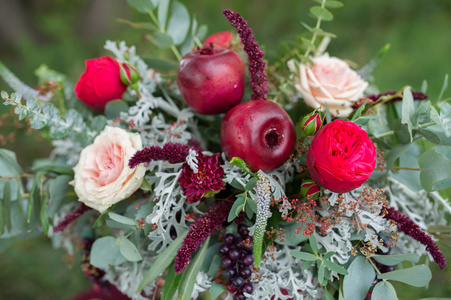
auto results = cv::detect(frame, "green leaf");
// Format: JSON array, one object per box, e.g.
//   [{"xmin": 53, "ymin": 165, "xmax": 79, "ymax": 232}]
[
  {"xmin": 437, "ymin": 74, "xmax": 448, "ymax": 103},
  {"xmin": 209, "ymin": 282, "xmax": 226, "ymax": 300},
  {"xmin": 309, "ymin": 235, "xmax": 318, "ymax": 253},
  {"xmin": 104, "ymin": 100, "xmax": 129, "ymax": 120},
  {"xmin": 277, "ymin": 222, "xmax": 309, "ymax": 246},
  {"xmin": 2, "ymin": 180, "xmax": 11, "ymax": 232},
  {"xmin": 180, "ymin": 36, "xmax": 194, "ymax": 56},
  {"xmin": 430, "ymin": 106, "xmax": 450, "ymax": 137},
  {"xmin": 207, "ymin": 254, "xmax": 222, "ymax": 278},
  {"xmin": 119, "ymin": 236, "xmax": 142, "ymax": 262},
  {"xmin": 412, "ymin": 100, "xmax": 431, "ymax": 125},
  {"xmin": 351, "ymin": 100, "xmax": 367, "ymax": 121},
  {"xmin": 377, "ymin": 265, "xmax": 432, "ymax": 287},
  {"xmin": 324, "ymin": 0, "xmax": 344, "ymax": 8},
  {"xmin": 228, "ymin": 197, "xmax": 245, "ymax": 222},
  {"xmin": 143, "ymin": 57, "xmax": 179, "ymax": 72},
  {"xmin": 289, "ymin": 251, "xmax": 318, "ymax": 261},
  {"xmin": 177, "ymin": 236, "xmax": 210, "ymax": 300},
  {"xmin": 419, "ymin": 146, "xmax": 451, "ymax": 191},
  {"xmin": 27, "ymin": 172, "xmax": 44, "ymax": 223},
  {"xmin": 126, "ymin": 0, "xmax": 156, "ymax": 13},
  {"xmin": 324, "ymin": 259, "xmax": 348, "ymax": 275},
  {"xmin": 372, "ymin": 253, "xmax": 419, "ymax": 266},
  {"xmin": 117, "ymin": 18, "xmax": 158, "ymax": 30},
  {"xmin": 386, "ymin": 143, "xmax": 412, "ymax": 170},
  {"xmin": 371, "ymin": 281, "xmax": 397, "ymax": 300},
  {"xmin": 0, "ymin": 149, "xmax": 22, "ymax": 176},
  {"xmin": 40, "ymin": 193, "xmax": 50, "ymax": 234},
  {"xmin": 90, "ymin": 236, "xmax": 127, "ymax": 269},
  {"xmin": 245, "ymin": 177, "xmax": 258, "ymax": 190},
  {"xmin": 310, "ymin": 6, "xmax": 333, "ymax": 21},
  {"xmin": 318, "ymin": 262, "xmax": 325, "ymax": 284},
  {"xmin": 229, "ymin": 178, "xmax": 245, "ymax": 190},
  {"xmin": 137, "ymin": 229, "xmax": 188, "ymax": 293},
  {"xmin": 195, "ymin": 24, "xmax": 208, "ymax": 41},
  {"xmin": 343, "ymin": 256, "xmax": 375, "ymax": 300},
  {"xmin": 418, "ymin": 128, "xmax": 441, "ymax": 144},
  {"xmin": 401, "ymin": 88, "xmax": 414, "ymax": 142},
  {"xmin": 161, "ymin": 263, "xmax": 185, "ymax": 300},
  {"xmin": 166, "ymin": 1, "xmax": 190, "ymax": 45},
  {"xmin": 32, "ymin": 164, "xmax": 74, "ymax": 176},
  {"xmin": 46, "ymin": 175, "xmax": 72, "ymax": 218},
  {"xmin": 158, "ymin": 0, "xmax": 170, "ymax": 30},
  {"xmin": 109, "ymin": 212, "xmax": 137, "ymax": 226},
  {"xmin": 246, "ymin": 198, "xmax": 257, "ymax": 214},
  {"xmin": 438, "ymin": 103, "xmax": 451, "ymax": 136},
  {"xmin": 325, "ymin": 104, "xmax": 332, "ymax": 123}
]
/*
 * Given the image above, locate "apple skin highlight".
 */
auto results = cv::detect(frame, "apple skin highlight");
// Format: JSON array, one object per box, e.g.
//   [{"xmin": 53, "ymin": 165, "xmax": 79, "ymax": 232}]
[{"xmin": 220, "ymin": 100, "xmax": 296, "ymax": 172}]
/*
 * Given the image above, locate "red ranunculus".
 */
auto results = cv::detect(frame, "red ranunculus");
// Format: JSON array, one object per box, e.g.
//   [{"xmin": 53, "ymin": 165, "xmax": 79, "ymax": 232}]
[
  {"xmin": 306, "ymin": 119, "xmax": 376, "ymax": 193},
  {"xmin": 75, "ymin": 56, "xmax": 130, "ymax": 112}
]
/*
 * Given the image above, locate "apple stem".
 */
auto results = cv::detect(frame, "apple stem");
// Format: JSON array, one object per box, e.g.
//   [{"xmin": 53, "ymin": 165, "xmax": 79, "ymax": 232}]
[
  {"xmin": 223, "ymin": 9, "xmax": 268, "ymax": 101},
  {"xmin": 198, "ymin": 43, "xmax": 215, "ymax": 55}
]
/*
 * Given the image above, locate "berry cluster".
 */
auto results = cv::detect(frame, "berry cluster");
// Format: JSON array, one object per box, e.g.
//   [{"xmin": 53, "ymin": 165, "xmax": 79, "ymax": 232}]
[
  {"xmin": 80, "ymin": 238, "xmax": 110, "ymax": 293},
  {"xmin": 220, "ymin": 224, "xmax": 254, "ymax": 300}
]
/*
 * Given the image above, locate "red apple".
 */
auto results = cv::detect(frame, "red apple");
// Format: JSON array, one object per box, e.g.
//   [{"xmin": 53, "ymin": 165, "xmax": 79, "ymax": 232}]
[
  {"xmin": 177, "ymin": 46, "xmax": 245, "ymax": 115},
  {"xmin": 220, "ymin": 100, "xmax": 296, "ymax": 172}
]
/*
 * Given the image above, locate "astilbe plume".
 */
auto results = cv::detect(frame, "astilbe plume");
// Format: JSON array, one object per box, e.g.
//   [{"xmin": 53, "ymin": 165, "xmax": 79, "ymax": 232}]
[
  {"xmin": 128, "ymin": 142, "xmax": 191, "ymax": 168},
  {"xmin": 223, "ymin": 9, "xmax": 268, "ymax": 100},
  {"xmin": 178, "ymin": 152, "xmax": 225, "ymax": 203},
  {"xmin": 174, "ymin": 202, "xmax": 230, "ymax": 273},
  {"xmin": 383, "ymin": 205, "xmax": 447, "ymax": 269},
  {"xmin": 253, "ymin": 174, "xmax": 272, "ymax": 267},
  {"xmin": 54, "ymin": 203, "xmax": 91, "ymax": 232}
]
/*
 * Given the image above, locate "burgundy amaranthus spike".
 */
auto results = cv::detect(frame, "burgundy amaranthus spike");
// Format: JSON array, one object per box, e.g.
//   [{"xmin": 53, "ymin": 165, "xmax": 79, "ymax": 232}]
[
  {"xmin": 174, "ymin": 202, "xmax": 230, "ymax": 273},
  {"xmin": 383, "ymin": 205, "xmax": 447, "ymax": 269},
  {"xmin": 128, "ymin": 142, "xmax": 191, "ymax": 168},
  {"xmin": 223, "ymin": 9, "xmax": 268, "ymax": 100},
  {"xmin": 54, "ymin": 203, "xmax": 91, "ymax": 232}
]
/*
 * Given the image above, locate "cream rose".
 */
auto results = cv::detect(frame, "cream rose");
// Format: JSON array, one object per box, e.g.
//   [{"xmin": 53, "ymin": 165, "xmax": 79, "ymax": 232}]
[
  {"xmin": 290, "ymin": 53, "xmax": 368, "ymax": 117},
  {"xmin": 71, "ymin": 126, "xmax": 146, "ymax": 212}
]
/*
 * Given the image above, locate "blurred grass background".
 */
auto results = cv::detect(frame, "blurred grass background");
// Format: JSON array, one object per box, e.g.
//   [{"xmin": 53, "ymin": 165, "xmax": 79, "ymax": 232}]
[{"xmin": 0, "ymin": 0, "xmax": 450, "ymax": 299}]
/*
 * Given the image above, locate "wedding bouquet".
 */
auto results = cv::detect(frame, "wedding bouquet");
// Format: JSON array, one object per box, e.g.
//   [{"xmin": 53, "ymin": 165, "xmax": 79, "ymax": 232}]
[{"xmin": 1, "ymin": 0, "xmax": 450, "ymax": 299}]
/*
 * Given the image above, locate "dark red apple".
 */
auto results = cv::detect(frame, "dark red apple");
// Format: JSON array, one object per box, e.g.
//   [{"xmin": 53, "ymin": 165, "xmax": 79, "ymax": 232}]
[
  {"xmin": 220, "ymin": 100, "xmax": 296, "ymax": 172},
  {"xmin": 177, "ymin": 46, "xmax": 245, "ymax": 115}
]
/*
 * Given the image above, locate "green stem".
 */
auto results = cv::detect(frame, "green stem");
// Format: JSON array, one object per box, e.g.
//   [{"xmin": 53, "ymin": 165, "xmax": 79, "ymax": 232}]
[
  {"xmin": 391, "ymin": 166, "xmax": 422, "ymax": 171},
  {"xmin": 304, "ymin": 0, "xmax": 326, "ymax": 58},
  {"xmin": 148, "ymin": 11, "xmax": 182, "ymax": 61},
  {"xmin": 194, "ymin": 37, "xmax": 203, "ymax": 48},
  {"xmin": 371, "ymin": 121, "xmax": 436, "ymax": 139}
]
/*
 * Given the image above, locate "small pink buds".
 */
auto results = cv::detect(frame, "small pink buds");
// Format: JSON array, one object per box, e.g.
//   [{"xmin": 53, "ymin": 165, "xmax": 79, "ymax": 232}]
[
  {"xmin": 301, "ymin": 112, "xmax": 322, "ymax": 136},
  {"xmin": 300, "ymin": 179, "xmax": 321, "ymax": 200}
]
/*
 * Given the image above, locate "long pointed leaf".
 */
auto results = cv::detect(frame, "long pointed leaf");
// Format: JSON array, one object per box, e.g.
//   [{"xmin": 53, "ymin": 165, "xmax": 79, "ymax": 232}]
[
  {"xmin": 137, "ymin": 229, "xmax": 188, "ymax": 293},
  {"xmin": 161, "ymin": 262, "xmax": 185, "ymax": 300},
  {"xmin": 177, "ymin": 236, "xmax": 210, "ymax": 300}
]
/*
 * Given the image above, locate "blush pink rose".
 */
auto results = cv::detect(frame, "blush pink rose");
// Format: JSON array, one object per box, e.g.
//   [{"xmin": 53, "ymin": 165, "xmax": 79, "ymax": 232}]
[
  {"xmin": 71, "ymin": 126, "xmax": 146, "ymax": 212},
  {"xmin": 306, "ymin": 119, "xmax": 376, "ymax": 193},
  {"xmin": 290, "ymin": 53, "xmax": 368, "ymax": 117}
]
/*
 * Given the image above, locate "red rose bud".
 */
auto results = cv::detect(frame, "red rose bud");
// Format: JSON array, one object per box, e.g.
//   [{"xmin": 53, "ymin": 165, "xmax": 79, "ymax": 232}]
[
  {"xmin": 75, "ymin": 56, "xmax": 130, "ymax": 112},
  {"xmin": 203, "ymin": 31, "xmax": 235, "ymax": 49},
  {"xmin": 301, "ymin": 113, "xmax": 322, "ymax": 136},
  {"xmin": 300, "ymin": 179, "xmax": 321, "ymax": 199},
  {"xmin": 306, "ymin": 119, "xmax": 376, "ymax": 193}
]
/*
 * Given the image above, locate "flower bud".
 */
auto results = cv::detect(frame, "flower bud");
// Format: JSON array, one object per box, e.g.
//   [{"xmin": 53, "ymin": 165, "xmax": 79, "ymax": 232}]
[
  {"xmin": 301, "ymin": 113, "xmax": 322, "ymax": 136},
  {"xmin": 300, "ymin": 179, "xmax": 321, "ymax": 199},
  {"xmin": 119, "ymin": 63, "xmax": 132, "ymax": 85}
]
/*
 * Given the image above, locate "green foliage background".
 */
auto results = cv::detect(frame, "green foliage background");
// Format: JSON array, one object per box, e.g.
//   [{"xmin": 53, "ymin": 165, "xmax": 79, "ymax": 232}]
[{"xmin": 0, "ymin": 0, "xmax": 450, "ymax": 299}]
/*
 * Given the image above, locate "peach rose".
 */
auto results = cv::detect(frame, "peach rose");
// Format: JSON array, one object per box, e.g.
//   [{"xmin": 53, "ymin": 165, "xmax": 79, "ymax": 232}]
[
  {"xmin": 290, "ymin": 53, "xmax": 368, "ymax": 117},
  {"xmin": 71, "ymin": 126, "xmax": 146, "ymax": 212}
]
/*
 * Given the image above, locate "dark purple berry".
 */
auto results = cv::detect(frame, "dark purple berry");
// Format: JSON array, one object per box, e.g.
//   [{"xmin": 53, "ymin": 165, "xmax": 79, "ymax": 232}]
[
  {"xmin": 238, "ymin": 224, "xmax": 249, "ymax": 236},
  {"xmin": 239, "ymin": 266, "xmax": 252, "ymax": 278},
  {"xmin": 224, "ymin": 268, "xmax": 236, "ymax": 279},
  {"xmin": 229, "ymin": 248, "xmax": 241, "ymax": 260},
  {"xmin": 224, "ymin": 233, "xmax": 236, "ymax": 245},
  {"xmin": 219, "ymin": 244, "xmax": 230, "ymax": 255},
  {"xmin": 234, "ymin": 292, "xmax": 246, "ymax": 300},
  {"xmin": 242, "ymin": 254, "xmax": 254, "ymax": 266},
  {"xmin": 222, "ymin": 257, "xmax": 234, "ymax": 268},
  {"xmin": 226, "ymin": 282, "xmax": 237, "ymax": 293},
  {"xmin": 231, "ymin": 276, "xmax": 245, "ymax": 288},
  {"xmin": 242, "ymin": 282, "xmax": 254, "ymax": 294}
]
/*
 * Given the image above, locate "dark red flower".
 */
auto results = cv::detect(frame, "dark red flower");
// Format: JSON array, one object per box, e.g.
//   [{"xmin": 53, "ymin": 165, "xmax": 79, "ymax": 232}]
[
  {"xmin": 178, "ymin": 152, "xmax": 225, "ymax": 203},
  {"xmin": 75, "ymin": 56, "xmax": 130, "ymax": 112}
]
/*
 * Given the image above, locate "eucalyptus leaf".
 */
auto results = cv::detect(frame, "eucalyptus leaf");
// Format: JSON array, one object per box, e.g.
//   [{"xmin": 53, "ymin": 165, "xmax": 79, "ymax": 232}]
[
  {"xmin": 229, "ymin": 178, "xmax": 245, "ymax": 190},
  {"xmin": 137, "ymin": 229, "xmax": 188, "ymax": 293},
  {"xmin": 245, "ymin": 177, "xmax": 257, "ymax": 190},
  {"xmin": 90, "ymin": 236, "xmax": 127, "ymax": 269},
  {"xmin": 324, "ymin": 259, "xmax": 348, "ymax": 275},
  {"xmin": 377, "ymin": 265, "xmax": 432, "ymax": 287},
  {"xmin": 418, "ymin": 128, "xmax": 441, "ymax": 144},
  {"xmin": 318, "ymin": 262, "xmax": 325, "ymax": 284},
  {"xmin": 401, "ymin": 88, "xmax": 414, "ymax": 142},
  {"xmin": 277, "ymin": 221, "xmax": 309, "ymax": 246},
  {"xmin": 177, "ymin": 236, "xmax": 210, "ymax": 300},
  {"xmin": 246, "ymin": 198, "xmax": 257, "ymax": 214},
  {"xmin": 228, "ymin": 197, "xmax": 245, "ymax": 222},
  {"xmin": 104, "ymin": 100, "xmax": 129, "ymax": 120},
  {"xmin": 0, "ymin": 149, "xmax": 22, "ymax": 176},
  {"xmin": 209, "ymin": 282, "xmax": 226, "ymax": 300},
  {"xmin": 411, "ymin": 100, "xmax": 431, "ymax": 125},
  {"xmin": 119, "ymin": 236, "xmax": 142, "ymax": 262},
  {"xmin": 180, "ymin": 36, "xmax": 194, "ymax": 56},
  {"xmin": 47, "ymin": 175, "xmax": 72, "ymax": 218},
  {"xmin": 309, "ymin": 235, "xmax": 318, "ymax": 253},
  {"xmin": 126, "ymin": 0, "xmax": 156, "ymax": 13},
  {"xmin": 371, "ymin": 281, "xmax": 397, "ymax": 300},
  {"xmin": 40, "ymin": 193, "xmax": 50, "ymax": 234},
  {"xmin": 166, "ymin": 1, "xmax": 190, "ymax": 45},
  {"xmin": 310, "ymin": 6, "xmax": 333, "ymax": 21},
  {"xmin": 372, "ymin": 253, "xmax": 419, "ymax": 266},
  {"xmin": 2, "ymin": 180, "xmax": 11, "ymax": 232},
  {"xmin": 385, "ymin": 143, "xmax": 411, "ymax": 170},
  {"xmin": 143, "ymin": 57, "xmax": 179, "ymax": 72},
  {"xmin": 195, "ymin": 24, "xmax": 208, "ymax": 41},
  {"xmin": 419, "ymin": 146, "xmax": 451, "ymax": 191},
  {"xmin": 157, "ymin": 0, "xmax": 170, "ymax": 30},
  {"xmin": 343, "ymin": 256, "xmax": 375, "ymax": 300},
  {"xmin": 32, "ymin": 164, "xmax": 74, "ymax": 176},
  {"xmin": 290, "ymin": 251, "xmax": 318, "ymax": 261},
  {"xmin": 109, "ymin": 212, "xmax": 137, "ymax": 226},
  {"xmin": 437, "ymin": 74, "xmax": 448, "ymax": 103}
]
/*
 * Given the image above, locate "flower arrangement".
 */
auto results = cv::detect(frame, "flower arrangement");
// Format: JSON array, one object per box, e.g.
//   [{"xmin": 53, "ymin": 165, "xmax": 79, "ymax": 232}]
[{"xmin": 1, "ymin": 1, "xmax": 450, "ymax": 299}]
